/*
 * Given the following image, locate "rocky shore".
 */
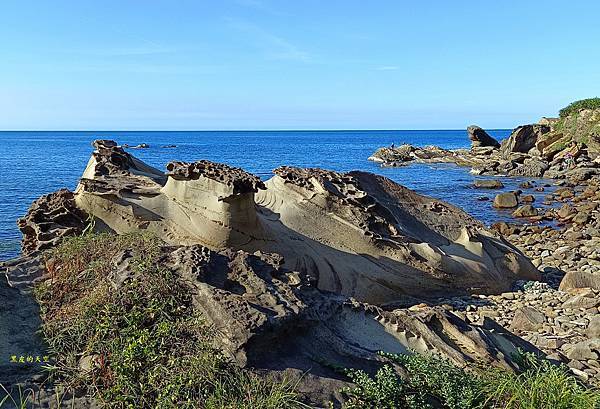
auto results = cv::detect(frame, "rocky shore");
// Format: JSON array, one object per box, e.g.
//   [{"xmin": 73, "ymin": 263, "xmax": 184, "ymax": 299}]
[
  {"xmin": 366, "ymin": 101, "xmax": 600, "ymax": 387},
  {"xmin": 2, "ymin": 102, "xmax": 600, "ymax": 407},
  {"xmin": 369, "ymin": 108, "xmax": 600, "ymax": 183}
]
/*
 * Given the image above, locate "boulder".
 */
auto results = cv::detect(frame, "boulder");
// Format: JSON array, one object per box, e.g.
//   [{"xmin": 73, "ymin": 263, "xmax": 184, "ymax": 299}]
[
  {"xmin": 560, "ymin": 270, "xmax": 600, "ymax": 292},
  {"xmin": 566, "ymin": 340, "xmax": 600, "ymax": 361},
  {"xmin": 467, "ymin": 125, "xmax": 500, "ymax": 149},
  {"xmin": 587, "ymin": 316, "xmax": 600, "ymax": 338},
  {"xmin": 473, "ymin": 179, "xmax": 504, "ymax": 189},
  {"xmin": 512, "ymin": 205, "xmax": 538, "ymax": 218},
  {"xmin": 557, "ymin": 204, "xmax": 575, "ymax": 219},
  {"xmin": 510, "ymin": 306, "xmax": 546, "ymax": 332},
  {"xmin": 508, "ymin": 158, "xmax": 549, "ymax": 178},
  {"xmin": 520, "ymin": 194, "xmax": 535, "ymax": 203},
  {"xmin": 493, "ymin": 192, "xmax": 519, "ymax": 208},
  {"xmin": 563, "ymin": 294, "xmax": 599, "ymax": 310},
  {"xmin": 501, "ymin": 124, "xmax": 550, "ymax": 158}
]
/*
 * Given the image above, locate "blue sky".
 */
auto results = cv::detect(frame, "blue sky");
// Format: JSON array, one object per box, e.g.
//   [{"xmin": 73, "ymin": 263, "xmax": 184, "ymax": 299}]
[{"xmin": 1, "ymin": 1, "xmax": 599, "ymax": 130}]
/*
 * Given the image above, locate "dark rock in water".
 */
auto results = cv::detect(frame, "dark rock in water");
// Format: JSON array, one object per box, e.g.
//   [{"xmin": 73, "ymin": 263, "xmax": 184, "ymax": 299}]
[
  {"xmin": 130, "ymin": 143, "xmax": 150, "ymax": 149},
  {"xmin": 501, "ymin": 124, "xmax": 550, "ymax": 158},
  {"xmin": 477, "ymin": 196, "xmax": 490, "ymax": 201},
  {"xmin": 520, "ymin": 194, "xmax": 535, "ymax": 203},
  {"xmin": 467, "ymin": 125, "xmax": 500, "ymax": 148},
  {"xmin": 17, "ymin": 189, "xmax": 89, "ymax": 255},
  {"xmin": 512, "ymin": 205, "xmax": 538, "ymax": 218},
  {"xmin": 473, "ymin": 179, "xmax": 504, "ymax": 189},
  {"xmin": 519, "ymin": 181, "xmax": 535, "ymax": 189},
  {"xmin": 162, "ymin": 144, "xmax": 177, "ymax": 148},
  {"xmin": 493, "ymin": 192, "xmax": 519, "ymax": 208}
]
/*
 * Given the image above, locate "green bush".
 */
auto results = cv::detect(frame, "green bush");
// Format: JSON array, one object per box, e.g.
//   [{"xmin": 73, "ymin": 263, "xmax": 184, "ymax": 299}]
[
  {"xmin": 341, "ymin": 351, "xmax": 600, "ymax": 409},
  {"xmin": 34, "ymin": 231, "xmax": 304, "ymax": 408},
  {"xmin": 559, "ymin": 98, "xmax": 600, "ymax": 118},
  {"xmin": 342, "ymin": 353, "xmax": 484, "ymax": 408}
]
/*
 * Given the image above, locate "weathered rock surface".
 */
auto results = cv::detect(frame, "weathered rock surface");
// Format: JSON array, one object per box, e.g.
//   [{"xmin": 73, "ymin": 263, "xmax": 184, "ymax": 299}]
[
  {"xmin": 17, "ymin": 189, "xmax": 89, "ymax": 255},
  {"xmin": 2, "ymin": 240, "xmax": 541, "ymax": 406},
  {"xmin": 161, "ymin": 245, "xmax": 537, "ymax": 376},
  {"xmin": 468, "ymin": 125, "xmax": 500, "ymax": 148},
  {"xmin": 73, "ymin": 140, "xmax": 539, "ymax": 303},
  {"xmin": 500, "ymin": 124, "xmax": 550, "ymax": 157}
]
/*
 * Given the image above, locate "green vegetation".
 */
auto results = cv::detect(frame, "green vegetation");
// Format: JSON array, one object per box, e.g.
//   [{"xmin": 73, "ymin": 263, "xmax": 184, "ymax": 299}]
[
  {"xmin": 341, "ymin": 351, "xmax": 599, "ymax": 409},
  {"xmin": 34, "ymin": 231, "xmax": 304, "ymax": 409},
  {"xmin": 559, "ymin": 98, "xmax": 600, "ymax": 118}
]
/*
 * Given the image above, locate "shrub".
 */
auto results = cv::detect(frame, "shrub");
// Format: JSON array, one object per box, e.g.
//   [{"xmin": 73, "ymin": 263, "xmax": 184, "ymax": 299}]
[
  {"xmin": 342, "ymin": 353, "xmax": 484, "ymax": 408},
  {"xmin": 559, "ymin": 98, "xmax": 600, "ymax": 118},
  {"xmin": 341, "ymin": 351, "xmax": 600, "ymax": 409},
  {"xmin": 34, "ymin": 231, "xmax": 304, "ymax": 408}
]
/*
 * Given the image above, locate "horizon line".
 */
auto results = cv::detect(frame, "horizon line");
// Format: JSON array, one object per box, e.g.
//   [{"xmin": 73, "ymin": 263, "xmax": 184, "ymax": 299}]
[{"xmin": 0, "ymin": 128, "xmax": 513, "ymax": 132}]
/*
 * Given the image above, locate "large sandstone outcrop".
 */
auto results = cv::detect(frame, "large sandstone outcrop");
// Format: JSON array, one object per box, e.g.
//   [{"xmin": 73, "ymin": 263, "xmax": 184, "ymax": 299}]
[
  {"xmin": 500, "ymin": 124, "xmax": 550, "ymax": 158},
  {"xmin": 162, "ymin": 245, "xmax": 537, "ymax": 374},
  {"xmin": 73, "ymin": 140, "xmax": 538, "ymax": 304}
]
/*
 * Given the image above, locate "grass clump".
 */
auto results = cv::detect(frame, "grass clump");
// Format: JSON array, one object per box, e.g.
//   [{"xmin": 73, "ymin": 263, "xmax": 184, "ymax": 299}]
[
  {"xmin": 34, "ymin": 231, "xmax": 303, "ymax": 408},
  {"xmin": 341, "ymin": 351, "xmax": 599, "ymax": 409},
  {"xmin": 559, "ymin": 98, "xmax": 600, "ymax": 118}
]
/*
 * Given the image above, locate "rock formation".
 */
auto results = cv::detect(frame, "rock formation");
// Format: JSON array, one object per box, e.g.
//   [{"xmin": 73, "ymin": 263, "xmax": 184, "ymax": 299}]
[
  {"xmin": 72, "ymin": 140, "xmax": 539, "ymax": 303},
  {"xmin": 500, "ymin": 124, "xmax": 550, "ymax": 157},
  {"xmin": 468, "ymin": 125, "xmax": 500, "ymax": 148},
  {"xmin": 369, "ymin": 113, "xmax": 600, "ymax": 184},
  {"xmin": 17, "ymin": 189, "xmax": 89, "ymax": 255}
]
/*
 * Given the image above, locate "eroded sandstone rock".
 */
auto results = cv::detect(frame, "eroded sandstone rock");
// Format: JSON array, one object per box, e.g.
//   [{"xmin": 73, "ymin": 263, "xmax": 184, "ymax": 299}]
[
  {"xmin": 72, "ymin": 140, "xmax": 539, "ymax": 303},
  {"xmin": 17, "ymin": 189, "xmax": 89, "ymax": 255}
]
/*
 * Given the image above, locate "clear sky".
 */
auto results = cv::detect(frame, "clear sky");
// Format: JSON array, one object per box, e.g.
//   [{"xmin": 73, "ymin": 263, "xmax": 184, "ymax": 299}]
[{"xmin": 1, "ymin": 1, "xmax": 599, "ymax": 130}]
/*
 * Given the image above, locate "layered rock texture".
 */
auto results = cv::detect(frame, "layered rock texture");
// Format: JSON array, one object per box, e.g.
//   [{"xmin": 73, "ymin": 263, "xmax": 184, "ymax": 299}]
[{"xmin": 72, "ymin": 140, "xmax": 538, "ymax": 303}]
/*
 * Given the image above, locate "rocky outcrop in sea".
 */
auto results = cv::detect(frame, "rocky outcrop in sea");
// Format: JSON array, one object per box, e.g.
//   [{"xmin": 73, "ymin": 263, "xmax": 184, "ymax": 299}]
[{"xmin": 369, "ymin": 108, "xmax": 600, "ymax": 183}]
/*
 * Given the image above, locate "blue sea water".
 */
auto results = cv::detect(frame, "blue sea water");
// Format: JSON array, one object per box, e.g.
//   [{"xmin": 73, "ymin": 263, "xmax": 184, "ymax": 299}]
[{"xmin": 1, "ymin": 129, "xmax": 548, "ymax": 261}]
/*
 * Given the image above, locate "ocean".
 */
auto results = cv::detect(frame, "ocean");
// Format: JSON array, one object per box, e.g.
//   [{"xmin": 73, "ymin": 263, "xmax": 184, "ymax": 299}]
[{"xmin": 1, "ymin": 129, "xmax": 547, "ymax": 260}]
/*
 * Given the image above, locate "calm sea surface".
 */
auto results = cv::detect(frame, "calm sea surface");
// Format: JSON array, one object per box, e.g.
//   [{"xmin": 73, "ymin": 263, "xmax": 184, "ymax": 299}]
[{"xmin": 2, "ymin": 129, "xmax": 550, "ymax": 260}]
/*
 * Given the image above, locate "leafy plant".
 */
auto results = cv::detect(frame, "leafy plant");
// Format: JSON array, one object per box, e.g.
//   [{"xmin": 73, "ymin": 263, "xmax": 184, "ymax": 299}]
[
  {"xmin": 342, "ymin": 353, "xmax": 484, "ymax": 408},
  {"xmin": 341, "ymin": 350, "xmax": 599, "ymax": 409}
]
